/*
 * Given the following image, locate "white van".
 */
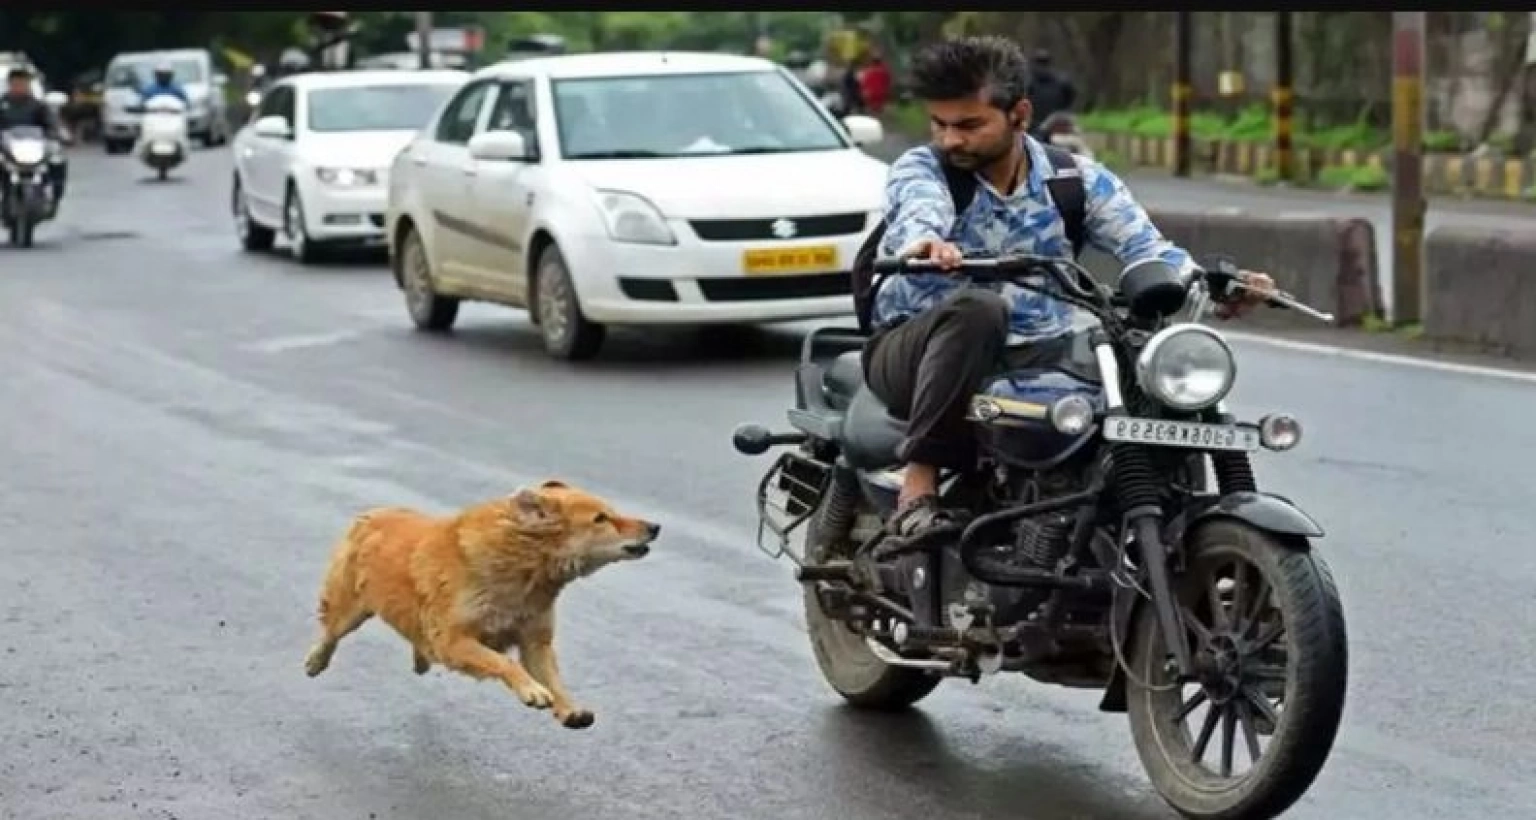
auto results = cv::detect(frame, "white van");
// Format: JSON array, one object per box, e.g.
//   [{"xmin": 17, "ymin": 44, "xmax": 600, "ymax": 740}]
[{"xmin": 101, "ymin": 48, "xmax": 231, "ymax": 153}]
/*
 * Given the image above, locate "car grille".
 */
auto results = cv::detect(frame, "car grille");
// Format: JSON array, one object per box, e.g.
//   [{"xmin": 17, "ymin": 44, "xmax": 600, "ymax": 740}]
[
  {"xmin": 696, "ymin": 271, "xmax": 851, "ymax": 302},
  {"xmin": 689, "ymin": 213, "xmax": 868, "ymax": 242}
]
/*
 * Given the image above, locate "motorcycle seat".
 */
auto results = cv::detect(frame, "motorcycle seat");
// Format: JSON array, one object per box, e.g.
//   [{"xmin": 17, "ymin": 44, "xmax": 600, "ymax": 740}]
[
  {"xmin": 840, "ymin": 386, "xmax": 906, "ymax": 471},
  {"xmin": 822, "ymin": 350, "xmax": 865, "ymax": 410}
]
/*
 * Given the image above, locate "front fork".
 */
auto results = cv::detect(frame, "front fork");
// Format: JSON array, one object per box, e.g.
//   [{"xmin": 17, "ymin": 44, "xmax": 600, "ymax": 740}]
[{"xmin": 1091, "ymin": 328, "xmax": 1197, "ymax": 677}]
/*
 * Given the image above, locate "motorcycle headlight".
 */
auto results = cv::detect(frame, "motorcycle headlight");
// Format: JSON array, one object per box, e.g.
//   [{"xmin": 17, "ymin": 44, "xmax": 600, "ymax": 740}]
[
  {"xmin": 7, "ymin": 141, "xmax": 44, "ymax": 165},
  {"xmin": 315, "ymin": 167, "xmax": 380, "ymax": 187},
  {"xmin": 1134, "ymin": 323, "xmax": 1236, "ymax": 412},
  {"xmin": 594, "ymin": 190, "xmax": 675, "ymax": 245}
]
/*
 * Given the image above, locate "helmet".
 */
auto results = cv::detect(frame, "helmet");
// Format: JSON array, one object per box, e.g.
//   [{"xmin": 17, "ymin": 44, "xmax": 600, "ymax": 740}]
[
  {"xmin": 278, "ymin": 48, "xmax": 310, "ymax": 72},
  {"xmin": 153, "ymin": 61, "xmax": 173, "ymax": 84}
]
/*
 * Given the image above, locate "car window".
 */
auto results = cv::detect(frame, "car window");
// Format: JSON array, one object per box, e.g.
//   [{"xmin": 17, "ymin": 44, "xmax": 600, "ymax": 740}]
[
  {"xmin": 551, "ymin": 69, "xmax": 848, "ymax": 160},
  {"xmin": 435, "ymin": 80, "xmax": 492, "ymax": 145},
  {"xmin": 484, "ymin": 80, "xmax": 538, "ymax": 157},
  {"xmin": 259, "ymin": 86, "xmax": 293, "ymax": 123},
  {"xmin": 306, "ymin": 83, "xmax": 459, "ymax": 133},
  {"xmin": 106, "ymin": 56, "xmax": 206, "ymax": 88}
]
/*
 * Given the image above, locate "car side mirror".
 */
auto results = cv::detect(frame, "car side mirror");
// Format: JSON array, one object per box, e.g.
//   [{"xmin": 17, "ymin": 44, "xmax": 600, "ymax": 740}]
[
  {"xmin": 252, "ymin": 115, "xmax": 291, "ymax": 139},
  {"xmin": 468, "ymin": 129, "xmax": 530, "ymax": 162}
]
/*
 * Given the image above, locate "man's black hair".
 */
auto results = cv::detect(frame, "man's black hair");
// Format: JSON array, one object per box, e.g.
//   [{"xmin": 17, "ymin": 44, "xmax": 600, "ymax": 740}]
[
  {"xmin": 7, "ymin": 66, "xmax": 32, "ymax": 80},
  {"xmin": 909, "ymin": 35, "xmax": 1031, "ymax": 110}
]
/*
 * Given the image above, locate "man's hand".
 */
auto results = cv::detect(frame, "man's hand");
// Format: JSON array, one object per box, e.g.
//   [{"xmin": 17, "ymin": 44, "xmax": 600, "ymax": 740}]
[
  {"xmin": 898, "ymin": 236, "xmax": 964, "ymax": 271},
  {"xmin": 1215, "ymin": 270, "xmax": 1275, "ymax": 319}
]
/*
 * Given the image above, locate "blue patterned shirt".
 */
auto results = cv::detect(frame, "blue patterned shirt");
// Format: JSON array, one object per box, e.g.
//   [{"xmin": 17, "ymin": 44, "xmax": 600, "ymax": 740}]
[{"xmin": 875, "ymin": 135, "xmax": 1196, "ymax": 340}]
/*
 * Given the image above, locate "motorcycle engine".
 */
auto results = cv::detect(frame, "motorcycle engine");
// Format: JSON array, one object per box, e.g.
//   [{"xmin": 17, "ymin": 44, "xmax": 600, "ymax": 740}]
[{"xmin": 946, "ymin": 468, "xmax": 1082, "ymax": 625}]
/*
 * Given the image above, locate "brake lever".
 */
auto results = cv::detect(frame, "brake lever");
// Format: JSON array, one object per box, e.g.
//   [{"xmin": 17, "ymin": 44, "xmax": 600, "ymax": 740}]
[{"xmin": 1229, "ymin": 280, "xmax": 1336, "ymax": 323}]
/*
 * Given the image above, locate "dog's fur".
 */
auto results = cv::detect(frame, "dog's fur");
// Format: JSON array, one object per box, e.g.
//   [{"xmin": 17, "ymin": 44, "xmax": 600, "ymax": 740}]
[{"xmin": 303, "ymin": 480, "xmax": 659, "ymax": 729}]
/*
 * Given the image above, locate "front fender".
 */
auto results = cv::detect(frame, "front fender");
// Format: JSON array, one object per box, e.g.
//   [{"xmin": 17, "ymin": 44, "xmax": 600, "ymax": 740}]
[
  {"xmin": 1098, "ymin": 491, "xmax": 1323, "ymax": 713},
  {"xmin": 1169, "ymin": 490, "xmax": 1324, "ymax": 547}
]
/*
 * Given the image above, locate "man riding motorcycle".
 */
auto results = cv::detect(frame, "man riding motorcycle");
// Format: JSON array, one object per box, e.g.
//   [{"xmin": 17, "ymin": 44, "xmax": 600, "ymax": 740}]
[
  {"xmin": 0, "ymin": 65, "xmax": 69, "ymax": 208},
  {"xmin": 139, "ymin": 62, "xmax": 189, "ymax": 104},
  {"xmin": 864, "ymin": 36, "xmax": 1274, "ymax": 539},
  {"xmin": 1025, "ymin": 48, "xmax": 1077, "ymax": 141}
]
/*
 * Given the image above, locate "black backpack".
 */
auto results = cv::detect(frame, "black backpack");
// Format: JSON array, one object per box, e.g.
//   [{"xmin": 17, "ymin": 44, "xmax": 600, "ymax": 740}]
[{"xmin": 850, "ymin": 144, "xmax": 1087, "ymax": 335}]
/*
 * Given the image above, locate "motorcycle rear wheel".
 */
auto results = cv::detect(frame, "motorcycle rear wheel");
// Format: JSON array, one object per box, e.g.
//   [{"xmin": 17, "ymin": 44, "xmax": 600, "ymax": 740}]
[
  {"xmin": 801, "ymin": 478, "xmax": 942, "ymax": 710},
  {"xmin": 1126, "ymin": 520, "xmax": 1347, "ymax": 820}
]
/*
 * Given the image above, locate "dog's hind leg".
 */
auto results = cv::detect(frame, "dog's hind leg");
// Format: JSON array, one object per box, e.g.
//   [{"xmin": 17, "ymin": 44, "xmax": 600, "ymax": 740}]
[
  {"xmin": 305, "ymin": 546, "xmax": 373, "ymax": 677},
  {"xmin": 434, "ymin": 636, "xmax": 554, "ymax": 710}
]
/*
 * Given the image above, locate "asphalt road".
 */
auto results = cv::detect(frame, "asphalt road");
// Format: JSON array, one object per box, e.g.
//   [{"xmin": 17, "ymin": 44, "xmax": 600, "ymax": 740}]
[
  {"xmin": 2, "ymin": 147, "xmax": 1535, "ymax": 820},
  {"xmin": 869, "ymin": 134, "xmax": 1536, "ymax": 315}
]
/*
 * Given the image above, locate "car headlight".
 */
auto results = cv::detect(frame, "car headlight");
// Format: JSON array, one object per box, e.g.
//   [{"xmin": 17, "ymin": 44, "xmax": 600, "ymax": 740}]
[
  {"xmin": 1134, "ymin": 323, "xmax": 1236, "ymax": 411},
  {"xmin": 315, "ymin": 167, "xmax": 380, "ymax": 187},
  {"xmin": 595, "ymin": 190, "xmax": 675, "ymax": 245},
  {"xmin": 7, "ymin": 140, "xmax": 44, "ymax": 165}
]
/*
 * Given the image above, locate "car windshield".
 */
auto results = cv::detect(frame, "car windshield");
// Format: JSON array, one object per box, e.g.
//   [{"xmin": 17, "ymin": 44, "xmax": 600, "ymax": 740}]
[
  {"xmin": 107, "ymin": 57, "xmax": 204, "ymax": 88},
  {"xmin": 552, "ymin": 70, "xmax": 848, "ymax": 160},
  {"xmin": 305, "ymin": 83, "xmax": 459, "ymax": 133}
]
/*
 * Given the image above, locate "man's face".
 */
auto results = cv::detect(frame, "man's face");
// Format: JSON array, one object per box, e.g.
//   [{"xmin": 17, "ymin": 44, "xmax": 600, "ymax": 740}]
[
  {"xmin": 6, "ymin": 77, "xmax": 28, "ymax": 97},
  {"xmin": 925, "ymin": 90, "xmax": 1031, "ymax": 171}
]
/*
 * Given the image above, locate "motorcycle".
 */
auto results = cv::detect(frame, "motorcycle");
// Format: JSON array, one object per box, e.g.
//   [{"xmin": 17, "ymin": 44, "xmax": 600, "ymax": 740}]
[
  {"xmin": 733, "ymin": 254, "xmax": 1347, "ymax": 819},
  {"xmin": 1, "ymin": 125, "xmax": 57, "ymax": 248},
  {"xmin": 132, "ymin": 94, "xmax": 190, "ymax": 181},
  {"xmin": 1035, "ymin": 110, "xmax": 1094, "ymax": 160}
]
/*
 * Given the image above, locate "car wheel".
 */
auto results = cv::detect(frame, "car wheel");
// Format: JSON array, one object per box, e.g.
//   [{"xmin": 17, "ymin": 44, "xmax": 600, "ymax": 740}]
[
  {"xmin": 232, "ymin": 176, "xmax": 275, "ymax": 252},
  {"xmin": 399, "ymin": 226, "xmax": 459, "ymax": 332},
  {"xmin": 534, "ymin": 244, "xmax": 605, "ymax": 361},
  {"xmin": 284, "ymin": 185, "xmax": 323, "ymax": 265}
]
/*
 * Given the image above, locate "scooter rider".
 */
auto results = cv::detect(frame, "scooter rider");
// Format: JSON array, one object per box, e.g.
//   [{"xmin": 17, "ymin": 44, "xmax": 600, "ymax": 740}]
[
  {"xmin": 139, "ymin": 62, "xmax": 189, "ymax": 104},
  {"xmin": 0, "ymin": 65, "xmax": 70, "ymax": 206}
]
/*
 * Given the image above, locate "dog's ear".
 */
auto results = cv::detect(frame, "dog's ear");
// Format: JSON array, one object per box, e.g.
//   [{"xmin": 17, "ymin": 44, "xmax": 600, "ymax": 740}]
[
  {"xmin": 507, "ymin": 487, "xmax": 561, "ymax": 532},
  {"xmin": 539, "ymin": 479, "xmax": 568, "ymax": 490}
]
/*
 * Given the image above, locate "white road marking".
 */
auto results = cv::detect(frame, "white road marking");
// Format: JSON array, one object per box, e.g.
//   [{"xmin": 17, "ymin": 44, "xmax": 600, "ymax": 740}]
[
  {"xmin": 244, "ymin": 328, "xmax": 375, "ymax": 354},
  {"xmin": 1224, "ymin": 329, "xmax": 1536, "ymax": 385}
]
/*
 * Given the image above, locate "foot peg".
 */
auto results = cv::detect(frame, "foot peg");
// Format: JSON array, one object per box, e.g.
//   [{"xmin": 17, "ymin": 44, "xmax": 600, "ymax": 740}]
[{"xmin": 796, "ymin": 561, "xmax": 853, "ymax": 583}]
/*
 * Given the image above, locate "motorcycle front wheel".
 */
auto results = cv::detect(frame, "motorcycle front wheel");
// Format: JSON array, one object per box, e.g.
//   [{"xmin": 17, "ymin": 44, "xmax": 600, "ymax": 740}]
[{"xmin": 1125, "ymin": 520, "xmax": 1347, "ymax": 820}]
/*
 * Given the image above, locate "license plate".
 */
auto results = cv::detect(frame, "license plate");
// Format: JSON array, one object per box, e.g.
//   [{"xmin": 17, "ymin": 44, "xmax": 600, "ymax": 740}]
[
  {"xmin": 151, "ymin": 142, "xmax": 176, "ymax": 155},
  {"xmin": 1102, "ymin": 416, "xmax": 1259, "ymax": 452},
  {"xmin": 742, "ymin": 244, "xmax": 838, "ymax": 276}
]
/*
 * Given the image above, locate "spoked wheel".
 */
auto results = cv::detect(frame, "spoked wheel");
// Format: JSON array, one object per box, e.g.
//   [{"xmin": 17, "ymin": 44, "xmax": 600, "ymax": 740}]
[
  {"xmin": 1127, "ymin": 520, "xmax": 1347, "ymax": 820},
  {"xmin": 801, "ymin": 478, "xmax": 943, "ymax": 710}
]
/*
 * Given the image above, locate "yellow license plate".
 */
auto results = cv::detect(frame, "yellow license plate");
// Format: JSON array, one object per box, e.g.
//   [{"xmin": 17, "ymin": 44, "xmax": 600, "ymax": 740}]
[{"xmin": 741, "ymin": 245, "xmax": 839, "ymax": 276}]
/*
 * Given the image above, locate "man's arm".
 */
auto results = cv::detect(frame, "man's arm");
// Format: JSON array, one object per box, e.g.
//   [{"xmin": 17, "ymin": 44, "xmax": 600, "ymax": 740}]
[
  {"xmin": 1079, "ymin": 158, "xmax": 1196, "ymax": 276},
  {"xmin": 879, "ymin": 146, "xmax": 955, "ymax": 256}
]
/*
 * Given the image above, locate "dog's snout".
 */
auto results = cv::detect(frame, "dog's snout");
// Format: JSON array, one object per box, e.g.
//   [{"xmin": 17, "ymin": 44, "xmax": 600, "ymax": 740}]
[{"xmin": 645, "ymin": 521, "xmax": 661, "ymax": 540}]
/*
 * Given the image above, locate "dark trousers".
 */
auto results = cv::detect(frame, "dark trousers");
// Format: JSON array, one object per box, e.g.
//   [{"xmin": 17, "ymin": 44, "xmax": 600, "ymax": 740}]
[{"xmin": 863, "ymin": 290, "xmax": 1012, "ymax": 471}]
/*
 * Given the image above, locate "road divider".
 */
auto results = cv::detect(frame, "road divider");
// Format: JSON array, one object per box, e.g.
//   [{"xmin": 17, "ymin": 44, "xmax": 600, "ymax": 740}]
[
  {"xmin": 1081, "ymin": 209, "xmax": 1384, "ymax": 328},
  {"xmin": 1425, "ymin": 226, "xmax": 1536, "ymax": 357}
]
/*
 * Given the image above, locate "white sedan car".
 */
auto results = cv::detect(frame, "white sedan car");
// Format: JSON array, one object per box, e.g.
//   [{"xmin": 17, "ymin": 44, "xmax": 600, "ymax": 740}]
[
  {"xmin": 384, "ymin": 51, "xmax": 890, "ymax": 361},
  {"xmin": 231, "ymin": 69, "xmax": 468, "ymax": 264}
]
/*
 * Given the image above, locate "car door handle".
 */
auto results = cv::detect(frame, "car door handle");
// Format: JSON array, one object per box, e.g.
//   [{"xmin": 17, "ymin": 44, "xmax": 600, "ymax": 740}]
[
  {"xmin": 410, "ymin": 156, "xmax": 427, "ymax": 166},
  {"xmin": 462, "ymin": 167, "xmax": 477, "ymax": 177}
]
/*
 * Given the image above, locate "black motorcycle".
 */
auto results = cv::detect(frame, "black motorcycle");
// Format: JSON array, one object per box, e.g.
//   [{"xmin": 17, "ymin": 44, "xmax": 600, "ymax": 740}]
[
  {"xmin": 733, "ymin": 254, "xmax": 1346, "ymax": 819},
  {"xmin": 1, "ymin": 125, "xmax": 56, "ymax": 248}
]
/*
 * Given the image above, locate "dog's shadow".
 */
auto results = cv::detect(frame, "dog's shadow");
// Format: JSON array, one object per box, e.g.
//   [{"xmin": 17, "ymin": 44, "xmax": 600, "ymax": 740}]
[{"xmin": 811, "ymin": 707, "xmax": 1173, "ymax": 819}]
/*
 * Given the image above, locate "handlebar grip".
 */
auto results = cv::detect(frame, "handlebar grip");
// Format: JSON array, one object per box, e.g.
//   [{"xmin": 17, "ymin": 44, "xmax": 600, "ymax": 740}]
[{"xmin": 871, "ymin": 258, "xmax": 908, "ymax": 275}]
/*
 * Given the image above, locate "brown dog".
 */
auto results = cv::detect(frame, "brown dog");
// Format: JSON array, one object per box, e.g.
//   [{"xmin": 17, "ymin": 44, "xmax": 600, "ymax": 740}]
[{"xmin": 303, "ymin": 480, "xmax": 659, "ymax": 729}]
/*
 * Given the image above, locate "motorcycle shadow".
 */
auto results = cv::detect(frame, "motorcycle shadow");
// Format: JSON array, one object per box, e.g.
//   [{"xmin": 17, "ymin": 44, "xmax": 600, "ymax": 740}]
[{"xmin": 812, "ymin": 707, "xmax": 1173, "ymax": 820}]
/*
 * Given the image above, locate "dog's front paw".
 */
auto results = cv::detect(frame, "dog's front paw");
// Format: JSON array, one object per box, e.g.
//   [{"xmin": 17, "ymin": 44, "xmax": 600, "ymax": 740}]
[
  {"xmin": 556, "ymin": 708, "xmax": 595, "ymax": 729},
  {"xmin": 516, "ymin": 682, "xmax": 554, "ymax": 709}
]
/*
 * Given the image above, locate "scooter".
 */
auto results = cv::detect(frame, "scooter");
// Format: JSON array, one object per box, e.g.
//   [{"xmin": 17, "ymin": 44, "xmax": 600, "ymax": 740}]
[
  {"xmin": 1, "ymin": 125, "xmax": 57, "ymax": 248},
  {"xmin": 133, "ymin": 94, "xmax": 190, "ymax": 181}
]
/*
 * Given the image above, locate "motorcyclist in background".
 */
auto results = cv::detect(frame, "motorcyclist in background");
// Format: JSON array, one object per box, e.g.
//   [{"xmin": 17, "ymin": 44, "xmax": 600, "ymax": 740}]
[
  {"xmin": 0, "ymin": 66, "xmax": 70, "ymax": 208},
  {"xmin": 139, "ymin": 62, "xmax": 189, "ymax": 104},
  {"xmin": 1024, "ymin": 49, "xmax": 1076, "ymax": 140}
]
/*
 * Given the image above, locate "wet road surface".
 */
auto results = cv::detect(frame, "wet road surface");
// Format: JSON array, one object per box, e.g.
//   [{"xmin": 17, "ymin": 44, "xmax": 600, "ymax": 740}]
[{"xmin": 1, "ymin": 147, "xmax": 1534, "ymax": 820}]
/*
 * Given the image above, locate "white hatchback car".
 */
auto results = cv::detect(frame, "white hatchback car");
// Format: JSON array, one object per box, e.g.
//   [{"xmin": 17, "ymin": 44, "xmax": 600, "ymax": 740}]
[
  {"xmin": 384, "ymin": 51, "xmax": 890, "ymax": 360},
  {"xmin": 231, "ymin": 69, "xmax": 468, "ymax": 264}
]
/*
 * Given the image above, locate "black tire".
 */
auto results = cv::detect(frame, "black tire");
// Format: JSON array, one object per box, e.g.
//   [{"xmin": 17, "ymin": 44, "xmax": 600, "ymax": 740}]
[
  {"xmin": 232, "ymin": 176, "xmax": 275, "ymax": 252},
  {"xmin": 284, "ymin": 184, "xmax": 324, "ymax": 265},
  {"xmin": 104, "ymin": 138, "xmax": 129, "ymax": 155},
  {"xmin": 397, "ymin": 226, "xmax": 459, "ymax": 332},
  {"xmin": 1126, "ymin": 520, "xmax": 1348, "ymax": 820},
  {"xmin": 10, "ymin": 214, "xmax": 33, "ymax": 248},
  {"xmin": 533, "ymin": 244, "xmax": 605, "ymax": 361},
  {"xmin": 802, "ymin": 479, "xmax": 943, "ymax": 710},
  {"xmin": 157, "ymin": 166, "xmax": 168, "ymax": 181}
]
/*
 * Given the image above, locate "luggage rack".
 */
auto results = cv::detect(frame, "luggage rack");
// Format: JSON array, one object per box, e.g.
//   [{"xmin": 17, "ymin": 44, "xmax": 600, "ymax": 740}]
[{"xmin": 752, "ymin": 449, "xmax": 830, "ymax": 564}]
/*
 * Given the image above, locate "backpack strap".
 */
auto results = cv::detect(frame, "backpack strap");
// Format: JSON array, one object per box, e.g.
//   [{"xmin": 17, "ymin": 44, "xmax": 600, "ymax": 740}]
[
  {"xmin": 1041, "ymin": 145, "xmax": 1087, "ymax": 258},
  {"xmin": 927, "ymin": 145, "xmax": 979, "ymax": 214}
]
